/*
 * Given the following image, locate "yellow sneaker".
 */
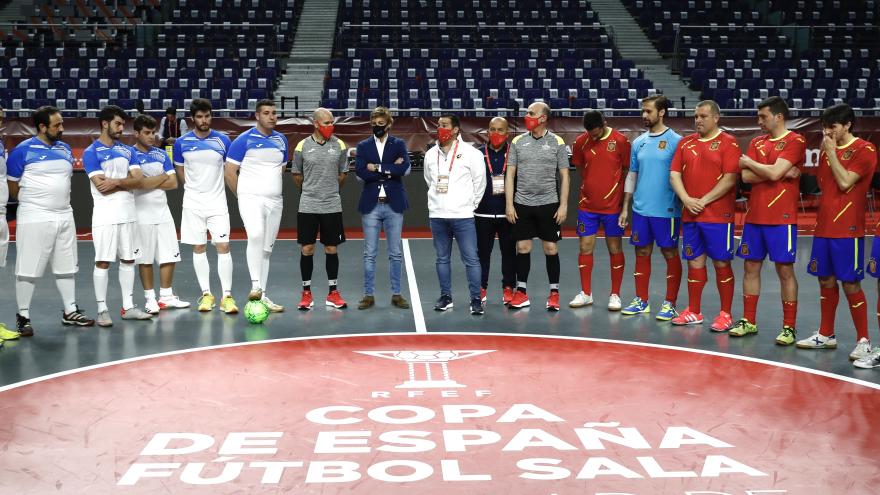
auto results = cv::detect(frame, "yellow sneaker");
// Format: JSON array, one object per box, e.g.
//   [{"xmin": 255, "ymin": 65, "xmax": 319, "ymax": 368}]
[
  {"xmin": 197, "ymin": 293, "xmax": 216, "ymax": 312},
  {"xmin": 220, "ymin": 295, "xmax": 239, "ymax": 314},
  {"xmin": 0, "ymin": 323, "xmax": 21, "ymax": 340}
]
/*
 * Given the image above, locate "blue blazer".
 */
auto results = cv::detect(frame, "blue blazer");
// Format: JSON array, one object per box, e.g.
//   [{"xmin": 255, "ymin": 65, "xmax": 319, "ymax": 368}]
[{"xmin": 355, "ymin": 135, "xmax": 412, "ymax": 214}]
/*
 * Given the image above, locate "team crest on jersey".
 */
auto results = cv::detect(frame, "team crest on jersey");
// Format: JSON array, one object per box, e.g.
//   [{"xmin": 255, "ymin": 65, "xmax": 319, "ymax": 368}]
[
  {"xmin": 607, "ymin": 140, "xmax": 616, "ymax": 152},
  {"xmin": 684, "ymin": 246, "xmax": 693, "ymax": 257},
  {"xmin": 658, "ymin": 140, "xmax": 667, "ymax": 150},
  {"xmin": 842, "ymin": 150, "xmax": 854, "ymax": 160},
  {"xmin": 809, "ymin": 259, "xmax": 818, "ymax": 273},
  {"xmin": 740, "ymin": 243, "xmax": 749, "ymax": 256},
  {"xmin": 775, "ymin": 141, "xmax": 786, "ymax": 151},
  {"xmin": 870, "ymin": 259, "xmax": 877, "ymax": 274},
  {"xmin": 632, "ymin": 231, "xmax": 639, "ymax": 243},
  {"xmin": 577, "ymin": 223, "xmax": 586, "ymax": 234},
  {"xmin": 710, "ymin": 141, "xmax": 720, "ymax": 151}
]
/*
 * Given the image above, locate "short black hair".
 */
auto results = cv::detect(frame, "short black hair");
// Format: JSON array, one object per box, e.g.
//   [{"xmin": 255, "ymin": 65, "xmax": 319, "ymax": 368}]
[
  {"xmin": 133, "ymin": 114, "xmax": 158, "ymax": 132},
  {"xmin": 255, "ymin": 99, "xmax": 275, "ymax": 113},
  {"xmin": 820, "ymin": 103, "xmax": 855, "ymax": 129},
  {"xmin": 582, "ymin": 110, "xmax": 605, "ymax": 131},
  {"xmin": 165, "ymin": 106, "xmax": 177, "ymax": 116},
  {"xmin": 33, "ymin": 106, "xmax": 60, "ymax": 131},
  {"xmin": 439, "ymin": 113, "xmax": 460, "ymax": 129},
  {"xmin": 190, "ymin": 98, "xmax": 212, "ymax": 116},
  {"xmin": 757, "ymin": 96, "xmax": 789, "ymax": 119},
  {"xmin": 642, "ymin": 94, "xmax": 669, "ymax": 114},
  {"xmin": 99, "ymin": 105, "xmax": 127, "ymax": 124}
]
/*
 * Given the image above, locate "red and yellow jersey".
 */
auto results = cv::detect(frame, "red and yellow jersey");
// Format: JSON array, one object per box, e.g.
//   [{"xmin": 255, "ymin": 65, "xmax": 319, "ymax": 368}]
[
  {"xmin": 670, "ymin": 131, "xmax": 740, "ymax": 223},
  {"xmin": 815, "ymin": 137, "xmax": 878, "ymax": 238},
  {"xmin": 745, "ymin": 131, "xmax": 807, "ymax": 225},
  {"xmin": 571, "ymin": 128, "xmax": 631, "ymax": 214}
]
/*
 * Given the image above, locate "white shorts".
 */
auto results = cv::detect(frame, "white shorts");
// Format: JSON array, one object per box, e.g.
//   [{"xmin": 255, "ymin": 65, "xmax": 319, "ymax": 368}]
[
  {"xmin": 93, "ymin": 222, "xmax": 140, "ymax": 262},
  {"xmin": 0, "ymin": 218, "xmax": 8, "ymax": 268},
  {"xmin": 15, "ymin": 217, "xmax": 79, "ymax": 277},
  {"xmin": 181, "ymin": 208, "xmax": 230, "ymax": 245},
  {"xmin": 138, "ymin": 221, "xmax": 182, "ymax": 265},
  {"xmin": 239, "ymin": 195, "xmax": 283, "ymax": 253}
]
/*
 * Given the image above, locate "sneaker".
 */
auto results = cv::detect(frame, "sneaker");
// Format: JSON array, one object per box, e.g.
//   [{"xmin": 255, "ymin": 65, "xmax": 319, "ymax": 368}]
[
  {"xmin": 607, "ymin": 294, "xmax": 622, "ymax": 311},
  {"xmin": 546, "ymin": 292, "xmax": 561, "ymax": 312},
  {"xmin": 61, "ymin": 306, "xmax": 95, "ymax": 327},
  {"xmin": 298, "ymin": 290, "xmax": 314, "ymax": 311},
  {"xmin": 16, "ymin": 314, "xmax": 34, "ymax": 336},
  {"xmin": 197, "ymin": 293, "xmax": 216, "ymax": 312},
  {"xmin": 358, "ymin": 295, "xmax": 375, "ymax": 310},
  {"xmin": 434, "ymin": 294, "xmax": 453, "ymax": 311},
  {"xmin": 96, "ymin": 310, "xmax": 113, "ymax": 328},
  {"xmin": 0, "ymin": 323, "xmax": 21, "ymax": 340},
  {"xmin": 509, "ymin": 290, "xmax": 530, "ymax": 308},
  {"xmin": 775, "ymin": 326, "xmax": 797, "ymax": 346},
  {"xmin": 158, "ymin": 294, "xmax": 190, "ymax": 309},
  {"xmin": 710, "ymin": 311, "xmax": 734, "ymax": 332},
  {"xmin": 480, "ymin": 287, "xmax": 487, "ymax": 303},
  {"xmin": 325, "ymin": 290, "xmax": 347, "ymax": 309},
  {"xmin": 502, "ymin": 286, "xmax": 514, "ymax": 305},
  {"xmin": 655, "ymin": 301, "xmax": 678, "ymax": 321},
  {"xmin": 853, "ymin": 347, "xmax": 880, "ymax": 369},
  {"xmin": 729, "ymin": 318, "xmax": 758, "ymax": 337},
  {"xmin": 144, "ymin": 299, "xmax": 161, "ymax": 315},
  {"xmin": 220, "ymin": 296, "xmax": 239, "ymax": 314},
  {"xmin": 622, "ymin": 297, "xmax": 650, "ymax": 315},
  {"xmin": 262, "ymin": 295, "xmax": 285, "ymax": 312},
  {"xmin": 121, "ymin": 306, "xmax": 154, "ymax": 320},
  {"xmin": 796, "ymin": 331, "xmax": 838, "ymax": 349},
  {"xmin": 849, "ymin": 338, "xmax": 873, "ymax": 361},
  {"xmin": 248, "ymin": 288, "xmax": 263, "ymax": 301},
  {"xmin": 671, "ymin": 308, "xmax": 703, "ymax": 326},
  {"xmin": 391, "ymin": 294, "xmax": 410, "ymax": 309},
  {"xmin": 569, "ymin": 291, "xmax": 593, "ymax": 308},
  {"xmin": 470, "ymin": 298, "xmax": 485, "ymax": 315}
]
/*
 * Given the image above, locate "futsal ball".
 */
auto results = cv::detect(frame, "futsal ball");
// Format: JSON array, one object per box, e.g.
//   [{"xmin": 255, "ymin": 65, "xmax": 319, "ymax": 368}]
[{"xmin": 244, "ymin": 300, "xmax": 270, "ymax": 324}]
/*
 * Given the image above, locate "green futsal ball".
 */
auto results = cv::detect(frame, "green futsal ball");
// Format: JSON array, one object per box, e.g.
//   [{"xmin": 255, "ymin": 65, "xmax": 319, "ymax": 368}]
[{"xmin": 244, "ymin": 300, "xmax": 270, "ymax": 324}]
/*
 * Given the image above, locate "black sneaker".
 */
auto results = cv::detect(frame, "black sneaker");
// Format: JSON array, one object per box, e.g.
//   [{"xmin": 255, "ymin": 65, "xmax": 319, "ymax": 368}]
[
  {"xmin": 434, "ymin": 294, "xmax": 453, "ymax": 311},
  {"xmin": 470, "ymin": 298, "xmax": 484, "ymax": 315},
  {"xmin": 16, "ymin": 313, "xmax": 34, "ymax": 337},
  {"xmin": 62, "ymin": 306, "xmax": 96, "ymax": 327}
]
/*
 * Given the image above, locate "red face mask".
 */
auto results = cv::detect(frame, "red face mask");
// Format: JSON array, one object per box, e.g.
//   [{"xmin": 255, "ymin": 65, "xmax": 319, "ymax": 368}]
[
  {"xmin": 437, "ymin": 127, "xmax": 455, "ymax": 143},
  {"xmin": 488, "ymin": 131, "xmax": 507, "ymax": 148},
  {"xmin": 524, "ymin": 115, "xmax": 543, "ymax": 131},
  {"xmin": 318, "ymin": 124, "xmax": 334, "ymax": 140}
]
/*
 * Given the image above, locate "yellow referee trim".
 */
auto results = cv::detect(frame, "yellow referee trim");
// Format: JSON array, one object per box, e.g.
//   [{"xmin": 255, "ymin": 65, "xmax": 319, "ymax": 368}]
[
  {"xmin": 833, "ymin": 201, "xmax": 853, "ymax": 222},
  {"xmin": 767, "ymin": 189, "xmax": 786, "ymax": 208},
  {"xmin": 603, "ymin": 182, "xmax": 618, "ymax": 200}
]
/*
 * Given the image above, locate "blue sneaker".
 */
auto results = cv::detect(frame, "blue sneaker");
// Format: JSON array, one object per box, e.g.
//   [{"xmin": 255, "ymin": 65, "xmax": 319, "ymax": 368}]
[
  {"xmin": 655, "ymin": 300, "xmax": 679, "ymax": 321},
  {"xmin": 621, "ymin": 297, "xmax": 650, "ymax": 315}
]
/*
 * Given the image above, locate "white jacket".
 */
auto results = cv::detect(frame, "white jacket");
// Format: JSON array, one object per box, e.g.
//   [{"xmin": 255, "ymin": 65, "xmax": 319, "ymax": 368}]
[{"xmin": 424, "ymin": 137, "xmax": 486, "ymax": 218}]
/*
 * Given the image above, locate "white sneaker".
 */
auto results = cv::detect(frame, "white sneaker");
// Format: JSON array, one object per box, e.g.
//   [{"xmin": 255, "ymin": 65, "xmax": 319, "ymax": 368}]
[
  {"xmin": 262, "ymin": 295, "xmax": 285, "ymax": 313},
  {"xmin": 568, "ymin": 291, "xmax": 593, "ymax": 308},
  {"xmin": 854, "ymin": 347, "xmax": 880, "ymax": 369},
  {"xmin": 849, "ymin": 338, "xmax": 872, "ymax": 361},
  {"xmin": 608, "ymin": 294, "xmax": 622, "ymax": 311},
  {"xmin": 796, "ymin": 331, "xmax": 838, "ymax": 349},
  {"xmin": 158, "ymin": 295, "xmax": 191, "ymax": 309},
  {"xmin": 144, "ymin": 299, "xmax": 160, "ymax": 315}
]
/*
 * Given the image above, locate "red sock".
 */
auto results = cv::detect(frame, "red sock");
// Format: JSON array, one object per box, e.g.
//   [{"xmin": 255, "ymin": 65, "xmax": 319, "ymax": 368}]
[
  {"xmin": 665, "ymin": 255, "xmax": 682, "ymax": 304},
  {"xmin": 846, "ymin": 290, "xmax": 869, "ymax": 341},
  {"xmin": 578, "ymin": 254, "xmax": 593, "ymax": 295},
  {"xmin": 687, "ymin": 266, "xmax": 708, "ymax": 314},
  {"xmin": 634, "ymin": 254, "xmax": 651, "ymax": 301},
  {"xmin": 609, "ymin": 252, "xmax": 625, "ymax": 295},
  {"xmin": 716, "ymin": 265, "xmax": 735, "ymax": 314},
  {"xmin": 819, "ymin": 286, "xmax": 839, "ymax": 336},
  {"xmin": 782, "ymin": 300, "xmax": 797, "ymax": 328},
  {"xmin": 743, "ymin": 294, "xmax": 759, "ymax": 324}
]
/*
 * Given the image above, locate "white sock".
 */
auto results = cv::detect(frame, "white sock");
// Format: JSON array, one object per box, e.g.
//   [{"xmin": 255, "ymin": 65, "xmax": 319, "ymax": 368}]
[
  {"xmin": 94, "ymin": 266, "xmax": 110, "ymax": 313},
  {"xmin": 246, "ymin": 241, "xmax": 263, "ymax": 291},
  {"xmin": 144, "ymin": 289, "xmax": 156, "ymax": 301},
  {"xmin": 159, "ymin": 287, "xmax": 173, "ymax": 298},
  {"xmin": 119, "ymin": 263, "xmax": 135, "ymax": 310},
  {"xmin": 260, "ymin": 251, "xmax": 271, "ymax": 292},
  {"xmin": 55, "ymin": 275, "xmax": 78, "ymax": 313},
  {"xmin": 193, "ymin": 251, "xmax": 211, "ymax": 293},
  {"xmin": 217, "ymin": 252, "xmax": 233, "ymax": 296},
  {"xmin": 16, "ymin": 277, "xmax": 36, "ymax": 318}
]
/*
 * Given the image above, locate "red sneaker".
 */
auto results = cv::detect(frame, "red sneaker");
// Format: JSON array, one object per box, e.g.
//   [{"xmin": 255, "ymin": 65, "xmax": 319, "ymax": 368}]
[
  {"xmin": 710, "ymin": 311, "xmax": 733, "ymax": 332},
  {"xmin": 671, "ymin": 307, "xmax": 704, "ymax": 326},
  {"xmin": 502, "ymin": 286, "xmax": 514, "ymax": 305},
  {"xmin": 546, "ymin": 292, "xmax": 561, "ymax": 311},
  {"xmin": 480, "ymin": 287, "xmax": 487, "ymax": 303},
  {"xmin": 508, "ymin": 290, "xmax": 530, "ymax": 308},
  {"xmin": 298, "ymin": 290, "xmax": 314, "ymax": 311},
  {"xmin": 325, "ymin": 290, "xmax": 347, "ymax": 309}
]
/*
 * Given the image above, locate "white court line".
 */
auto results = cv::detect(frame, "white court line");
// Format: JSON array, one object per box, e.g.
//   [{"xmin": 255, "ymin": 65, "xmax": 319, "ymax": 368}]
[{"xmin": 402, "ymin": 239, "xmax": 427, "ymax": 333}]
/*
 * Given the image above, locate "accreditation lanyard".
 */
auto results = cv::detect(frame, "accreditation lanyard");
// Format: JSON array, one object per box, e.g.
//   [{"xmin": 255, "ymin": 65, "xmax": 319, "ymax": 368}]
[
  {"xmin": 435, "ymin": 140, "xmax": 459, "ymax": 194},
  {"xmin": 485, "ymin": 143, "xmax": 509, "ymax": 195}
]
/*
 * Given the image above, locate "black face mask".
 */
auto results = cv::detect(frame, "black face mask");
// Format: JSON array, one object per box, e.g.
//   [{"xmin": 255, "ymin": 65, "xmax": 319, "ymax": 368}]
[{"xmin": 372, "ymin": 124, "xmax": 387, "ymax": 138}]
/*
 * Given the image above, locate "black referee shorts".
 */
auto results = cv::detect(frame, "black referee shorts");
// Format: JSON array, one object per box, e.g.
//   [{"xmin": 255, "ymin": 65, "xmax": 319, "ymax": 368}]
[
  {"xmin": 512, "ymin": 202, "xmax": 561, "ymax": 242},
  {"xmin": 297, "ymin": 212, "xmax": 346, "ymax": 246}
]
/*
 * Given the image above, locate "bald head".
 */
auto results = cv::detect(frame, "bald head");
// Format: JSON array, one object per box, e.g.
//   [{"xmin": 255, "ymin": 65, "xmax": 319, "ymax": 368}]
[
  {"xmin": 313, "ymin": 107, "xmax": 333, "ymax": 123},
  {"xmin": 528, "ymin": 102, "xmax": 550, "ymax": 117},
  {"xmin": 489, "ymin": 116, "xmax": 508, "ymax": 132}
]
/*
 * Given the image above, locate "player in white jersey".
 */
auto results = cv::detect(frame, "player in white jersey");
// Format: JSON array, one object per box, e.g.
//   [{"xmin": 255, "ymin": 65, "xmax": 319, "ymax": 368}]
[
  {"xmin": 0, "ymin": 105, "xmax": 22, "ymax": 344},
  {"xmin": 83, "ymin": 105, "xmax": 153, "ymax": 326},
  {"xmin": 131, "ymin": 114, "xmax": 190, "ymax": 313},
  {"xmin": 7, "ymin": 106, "xmax": 95, "ymax": 336},
  {"xmin": 173, "ymin": 98, "xmax": 237, "ymax": 314},
  {"xmin": 224, "ymin": 99, "xmax": 288, "ymax": 312}
]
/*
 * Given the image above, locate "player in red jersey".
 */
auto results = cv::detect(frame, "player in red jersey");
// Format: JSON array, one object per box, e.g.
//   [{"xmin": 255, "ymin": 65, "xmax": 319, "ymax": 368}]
[
  {"xmin": 569, "ymin": 110, "xmax": 631, "ymax": 311},
  {"xmin": 734, "ymin": 96, "xmax": 805, "ymax": 344},
  {"xmin": 669, "ymin": 100, "xmax": 740, "ymax": 331},
  {"xmin": 798, "ymin": 104, "xmax": 878, "ymax": 365}
]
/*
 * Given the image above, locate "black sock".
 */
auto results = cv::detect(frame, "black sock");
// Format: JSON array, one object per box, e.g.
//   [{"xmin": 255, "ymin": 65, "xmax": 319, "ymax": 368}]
[
  {"xmin": 516, "ymin": 253, "xmax": 530, "ymax": 292},
  {"xmin": 326, "ymin": 253, "xmax": 339, "ymax": 292},
  {"xmin": 301, "ymin": 254, "xmax": 313, "ymax": 291},
  {"xmin": 546, "ymin": 253, "xmax": 560, "ymax": 291}
]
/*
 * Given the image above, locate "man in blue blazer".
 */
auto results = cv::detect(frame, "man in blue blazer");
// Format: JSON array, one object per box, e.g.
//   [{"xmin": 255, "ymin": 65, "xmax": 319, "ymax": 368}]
[{"xmin": 355, "ymin": 106, "xmax": 412, "ymax": 310}]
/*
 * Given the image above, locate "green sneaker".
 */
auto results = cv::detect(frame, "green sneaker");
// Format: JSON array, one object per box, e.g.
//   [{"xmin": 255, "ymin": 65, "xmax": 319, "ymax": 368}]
[
  {"xmin": 775, "ymin": 326, "xmax": 796, "ymax": 346},
  {"xmin": 729, "ymin": 318, "xmax": 758, "ymax": 337},
  {"xmin": 0, "ymin": 323, "xmax": 21, "ymax": 341}
]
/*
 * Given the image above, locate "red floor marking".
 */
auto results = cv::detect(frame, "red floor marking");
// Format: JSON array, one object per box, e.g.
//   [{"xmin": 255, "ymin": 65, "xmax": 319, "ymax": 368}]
[{"xmin": 1, "ymin": 334, "xmax": 878, "ymax": 494}]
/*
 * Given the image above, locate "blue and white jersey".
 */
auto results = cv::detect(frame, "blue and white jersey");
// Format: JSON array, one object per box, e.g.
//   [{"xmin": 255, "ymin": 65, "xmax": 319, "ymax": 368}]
[
  {"xmin": 226, "ymin": 127, "xmax": 288, "ymax": 198},
  {"xmin": 6, "ymin": 137, "xmax": 74, "ymax": 223},
  {"xmin": 173, "ymin": 130, "xmax": 231, "ymax": 213},
  {"xmin": 82, "ymin": 140, "xmax": 139, "ymax": 226},
  {"xmin": 630, "ymin": 128, "xmax": 683, "ymax": 218},
  {"xmin": 132, "ymin": 145, "xmax": 176, "ymax": 225},
  {"xmin": 0, "ymin": 139, "xmax": 7, "ymax": 216}
]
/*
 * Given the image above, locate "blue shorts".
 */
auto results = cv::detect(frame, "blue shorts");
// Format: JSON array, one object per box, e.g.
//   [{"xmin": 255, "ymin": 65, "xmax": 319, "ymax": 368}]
[
  {"xmin": 808, "ymin": 237, "xmax": 865, "ymax": 282},
  {"xmin": 629, "ymin": 211, "xmax": 680, "ymax": 248},
  {"xmin": 682, "ymin": 222, "xmax": 735, "ymax": 261},
  {"xmin": 577, "ymin": 210, "xmax": 624, "ymax": 237},
  {"xmin": 866, "ymin": 237, "xmax": 880, "ymax": 278},
  {"xmin": 736, "ymin": 224, "xmax": 797, "ymax": 263}
]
